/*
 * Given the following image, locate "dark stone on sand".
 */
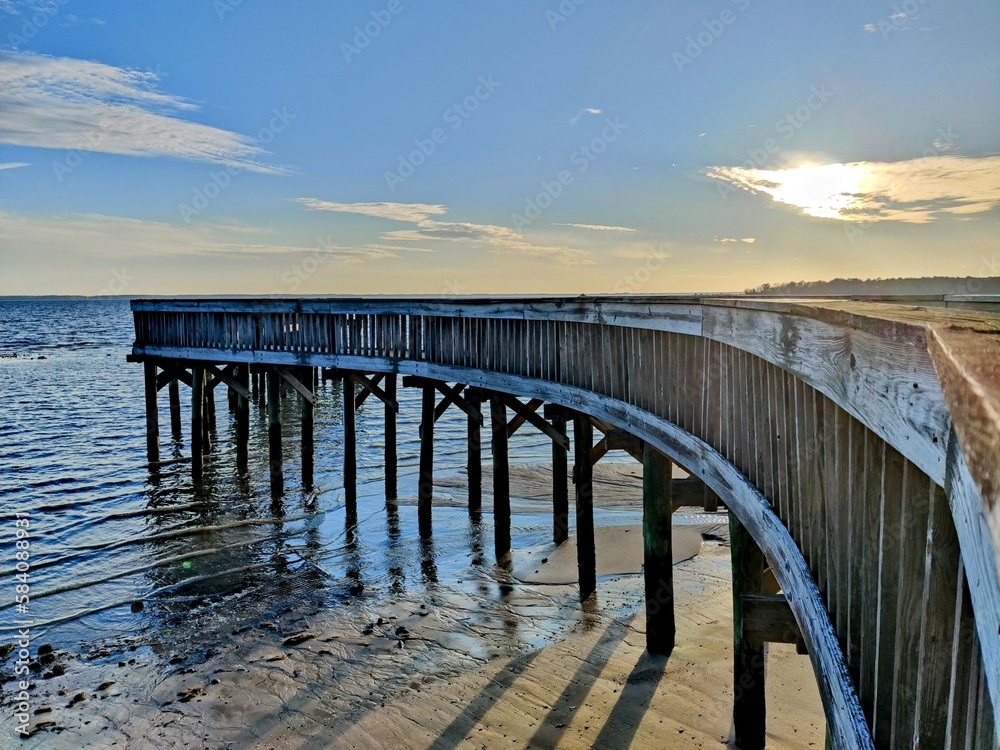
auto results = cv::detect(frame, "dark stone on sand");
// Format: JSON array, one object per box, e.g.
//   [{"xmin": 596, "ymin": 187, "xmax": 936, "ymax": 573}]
[
  {"xmin": 40, "ymin": 652, "xmax": 56, "ymax": 665},
  {"xmin": 349, "ymin": 583, "xmax": 364, "ymax": 596},
  {"xmin": 68, "ymin": 692, "xmax": 85, "ymax": 707},
  {"xmin": 131, "ymin": 601, "xmax": 144, "ymax": 613},
  {"xmin": 37, "ymin": 644, "xmax": 54, "ymax": 656},
  {"xmin": 168, "ymin": 655, "xmax": 184, "ymax": 665},
  {"xmin": 34, "ymin": 706, "xmax": 52, "ymax": 715},
  {"xmin": 282, "ymin": 632, "xmax": 317, "ymax": 647},
  {"xmin": 98, "ymin": 681, "xmax": 115, "ymax": 691},
  {"xmin": 395, "ymin": 626, "xmax": 409, "ymax": 637}
]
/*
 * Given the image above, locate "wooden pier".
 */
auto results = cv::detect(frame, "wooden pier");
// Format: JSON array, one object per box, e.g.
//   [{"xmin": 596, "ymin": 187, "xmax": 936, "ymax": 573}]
[{"xmin": 129, "ymin": 294, "xmax": 1000, "ymax": 749}]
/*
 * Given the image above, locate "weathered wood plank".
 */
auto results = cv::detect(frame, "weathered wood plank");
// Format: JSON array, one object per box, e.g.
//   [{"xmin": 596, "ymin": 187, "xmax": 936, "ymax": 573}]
[
  {"xmin": 643, "ymin": 443, "xmax": 674, "ymax": 655},
  {"xmin": 574, "ymin": 413, "xmax": 596, "ymax": 600},
  {"xmin": 730, "ymin": 512, "xmax": 767, "ymax": 750}
]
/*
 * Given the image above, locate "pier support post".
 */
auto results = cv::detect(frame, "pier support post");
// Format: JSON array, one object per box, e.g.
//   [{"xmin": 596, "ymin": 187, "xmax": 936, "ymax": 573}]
[
  {"xmin": 251, "ymin": 370, "xmax": 259, "ymax": 404},
  {"xmin": 730, "ymin": 512, "xmax": 766, "ymax": 750},
  {"xmin": 384, "ymin": 374, "xmax": 397, "ymax": 501},
  {"xmin": 343, "ymin": 373, "xmax": 356, "ymax": 505},
  {"xmin": 267, "ymin": 369, "xmax": 283, "ymax": 496},
  {"xmin": 551, "ymin": 409, "xmax": 569, "ymax": 545},
  {"xmin": 168, "ymin": 377, "xmax": 182, "ymax": 440},
  {"xmin": 643, "ymin": 443, "xmax": 675, "ymax": 655},
  {"xmin": 301, "ymin": 367, "xmax": 314, "ymax": 490},
  {"xmin": 206, "ymin": 378, "xmax": 217, "ymax": 434},
  {"xmin": 143, "ymin": 361, "xmax": 159, "ymax": 463},
  {"xmin": 236, "ymin": 365, "xmax": 250, "ymax": 474},
  {"xmin": 573, "ymin": 413, "xmax": 596, "ymax": 600},
  {"xmin": 418, "ymin": 384, "xmax": 435, "ymax": 535},
  {"xmin": 191, "ymin": 366, "xmax": 204, "ymax": 483},
  {"xmin": 467, "ymin": 387, "xmax": 482, "ymax": 511},
  {"xmin": 490, "ymin": 394, "xmax": 511, "ymax": 560}
]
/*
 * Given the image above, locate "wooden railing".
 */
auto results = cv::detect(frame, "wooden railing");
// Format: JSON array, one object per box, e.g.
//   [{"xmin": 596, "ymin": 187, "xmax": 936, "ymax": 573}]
[{"xmin": 131, "ymin": 295, "xmax": 1000, "ymax": 749}]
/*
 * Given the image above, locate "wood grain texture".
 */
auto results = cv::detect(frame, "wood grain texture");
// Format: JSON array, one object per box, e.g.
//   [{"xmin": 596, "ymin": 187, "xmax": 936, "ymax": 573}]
[{"xmin": 130, "ymin": 295, "xmax": 1000, "ymax": 745}]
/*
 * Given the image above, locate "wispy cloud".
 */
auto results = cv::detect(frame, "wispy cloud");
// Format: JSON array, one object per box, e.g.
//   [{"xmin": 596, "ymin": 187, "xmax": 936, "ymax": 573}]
[
  {"xmin": 0, "ymin": 162, "xmax": 29, "ymax": 170},
  {"xmin": 717, "ymin": 237, "xmax": 756, "ymax": 244},
  {"xmin": 0, "ymin": 210, "xmax": 433, "ymax": 263},
  {"xmin": 570, "ymin": 107, "xmax": 602, "ymax": 125},
  {"xmin": 297, "ymin": 199, "xmax": 593, "ymax": 265},
  {"xmin": 706, "ymin": 155, "xmax": 1000, "ymax": 223},
  {"xmin": 553, "ymin": 222, "xmax": 636, "ymax": 232},
  {"xmin": 294, "ymin": 199, "xmax": 447, "ymax": 223},
  {"xmin": 0, "ymin": 52, "xmax": 287, "ymax": 173}
]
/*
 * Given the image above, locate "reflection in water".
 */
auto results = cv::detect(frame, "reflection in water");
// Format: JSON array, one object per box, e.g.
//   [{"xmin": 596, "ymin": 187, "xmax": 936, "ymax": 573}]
[
  {"xmin": 420, "ymin": 533, "xmax": 438, "ymax": 584},
  {"xmin": 0, "ymin": 299, "xmax": 638, "ymax": 689}
]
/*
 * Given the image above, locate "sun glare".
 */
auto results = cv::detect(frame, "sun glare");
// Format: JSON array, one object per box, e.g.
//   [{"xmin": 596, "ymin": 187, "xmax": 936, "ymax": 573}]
[{"xmin": 749, "ymin": 163, "xmax": 871, "ymax": 220}]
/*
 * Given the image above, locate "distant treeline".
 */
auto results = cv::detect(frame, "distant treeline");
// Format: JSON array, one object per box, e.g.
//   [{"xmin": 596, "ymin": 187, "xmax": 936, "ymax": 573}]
[{"xmin": 744, "ymin": 277, "xmax": 1000, "ymax": 296}]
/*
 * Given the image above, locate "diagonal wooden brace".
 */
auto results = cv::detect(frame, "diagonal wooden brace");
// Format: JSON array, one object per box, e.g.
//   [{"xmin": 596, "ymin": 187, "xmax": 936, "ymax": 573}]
[
  {"xmin": 205, "ymin": 363, "xmax": 251, "ymax": 400},
  {"xmin": 501, "ymin": 394, "xmax": 569, "ymax": 450},
  {"xmin": 352, "ymin": 373, "xmax": 398, "ymax": 412},
  {"xmin": 276, "ymin": 367, "xmax": 315, "ymax": 405}
]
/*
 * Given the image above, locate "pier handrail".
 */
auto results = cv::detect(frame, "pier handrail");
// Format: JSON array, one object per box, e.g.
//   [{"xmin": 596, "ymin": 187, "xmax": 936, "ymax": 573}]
[{"xmin": 130, "ymin": 294, "xmax": 1000, "ymax": 748}]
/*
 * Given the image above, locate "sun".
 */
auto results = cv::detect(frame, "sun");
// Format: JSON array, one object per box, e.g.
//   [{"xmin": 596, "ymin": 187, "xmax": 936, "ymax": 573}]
[{"xmin": 755, "ymin": 163, "xmax": 871, "ymax": 220}]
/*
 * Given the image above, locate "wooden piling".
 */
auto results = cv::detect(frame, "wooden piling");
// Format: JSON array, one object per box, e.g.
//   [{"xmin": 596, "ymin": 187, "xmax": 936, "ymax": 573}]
[
  {"xmin": 385, "ymin": 374, "xmax": 397, "ymax": 500},
  {"xmin": 301, "ymin": 367, "xmax": 314, "ymax": 489},
  {"xmin": 490, "ymin": 394, "xmax": 511, "ymax": 560},
  {"xmin": 551, "ymin": 410, "xmax": 569, "ymax": 545},
  {"xmin": 143, "ymin": 361, "xmax": 159, "ymax": 463},
  {"xmin": 573, "ymin": 413, "xmax": 596, "ymax": 600},
  {"xmin": 191, "ymin": 366, "xmax": 204, "ymax": 483},
  {"xmin": 730, "ymin": 511, "xmax": 766, "ymax": 750},
  {"xmin": 235, "ymin": 364, "xmax": 249, "ymax": 474},
  {"xmin": 168, "ymin": 377, "xmax": 182, "ymax": 440},
  {"xmin": 206, "ymin": 379, "xmax": 217, "ymax": 433},
  {"xmin": 643, "ymin": 442, "xmax": 675, "ymax": 655},
  {"xmin": 467, "ymin": 387, "xmax": 482, "ymax": 511},
  {"xmin": 267, "ymin": 370, "xmax": 283, "ymax": 496},
  {"xmin": 343, "ymin": 374, "xmax": 356, "ymax": 504},
  {"xmin": 418, "ymin": 384, "xmax": 435, "ymax": 534}
]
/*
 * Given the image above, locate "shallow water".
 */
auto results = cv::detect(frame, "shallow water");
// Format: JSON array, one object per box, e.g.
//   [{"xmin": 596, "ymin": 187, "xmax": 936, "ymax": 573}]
[{"xmin": 0, "ymin": 300, "xmax": 639, "ymax": 669}]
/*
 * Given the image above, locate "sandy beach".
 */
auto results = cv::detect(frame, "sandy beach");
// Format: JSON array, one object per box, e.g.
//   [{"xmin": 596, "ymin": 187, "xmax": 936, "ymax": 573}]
[{"xmin": 6, "ymin": 464, "xmax": 824, "ymax": 748}]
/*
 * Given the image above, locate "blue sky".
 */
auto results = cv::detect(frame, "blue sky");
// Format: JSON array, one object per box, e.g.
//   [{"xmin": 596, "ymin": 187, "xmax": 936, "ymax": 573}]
[{"xmin": 1, "ymin": 0, "xmax": 998, "ymax": 295}]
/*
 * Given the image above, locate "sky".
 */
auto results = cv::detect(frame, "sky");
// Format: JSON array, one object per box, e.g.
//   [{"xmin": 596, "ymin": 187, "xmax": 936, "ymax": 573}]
[{"xmin": 0, "ymin": 0, "xmax": 998, "ymax": 296}]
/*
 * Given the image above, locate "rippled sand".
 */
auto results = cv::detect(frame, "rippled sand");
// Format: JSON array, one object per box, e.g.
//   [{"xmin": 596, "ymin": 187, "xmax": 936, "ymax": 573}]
[{"xmin": 8, "ymin": 536, "xmax": 824, "ymax": 749}]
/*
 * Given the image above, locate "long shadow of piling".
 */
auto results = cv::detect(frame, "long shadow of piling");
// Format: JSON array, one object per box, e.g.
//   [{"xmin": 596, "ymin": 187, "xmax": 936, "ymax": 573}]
[
  {"xmin": 589, "ymin": 649, "xmax": 669, "ymax": 749},
  {"xmin": 425, "ymin": 648, "xmax": 542, "ymax": 750},
  {"xmin": 524, "ymin": 612, "xmax": 637, "ymax": 749}
]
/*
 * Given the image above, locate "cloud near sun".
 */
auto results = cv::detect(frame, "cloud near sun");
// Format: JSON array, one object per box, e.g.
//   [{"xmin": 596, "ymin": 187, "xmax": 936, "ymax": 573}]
[
  {"xmin": 706, "ymin": 155, "xmax": 1000, "ymax": 223},
  {"xmin": 295, "ymin": 199, "xmax": 594, "ymax": 265},
  {"xmin": 0, "ymin": 52, "xmax": 287, "ymax": 174}
]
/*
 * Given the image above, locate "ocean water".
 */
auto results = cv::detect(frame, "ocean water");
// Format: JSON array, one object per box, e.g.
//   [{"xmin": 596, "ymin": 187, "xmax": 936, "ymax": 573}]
[{"xmin": 0, "ymin": 299, "xmax": 637, "ymax": 663}]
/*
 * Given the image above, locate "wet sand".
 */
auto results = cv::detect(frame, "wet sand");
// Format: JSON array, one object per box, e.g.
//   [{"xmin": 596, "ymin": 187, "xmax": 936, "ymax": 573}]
[{"xmin": 5, "ymin": 463, "xmax": 825, "ymax": 748}]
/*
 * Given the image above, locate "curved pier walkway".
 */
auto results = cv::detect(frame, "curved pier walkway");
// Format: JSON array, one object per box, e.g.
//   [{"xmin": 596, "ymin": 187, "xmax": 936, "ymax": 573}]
[{"xmin": 129, "ymin": 294, "xmax": 1000, "ymax": 749}]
